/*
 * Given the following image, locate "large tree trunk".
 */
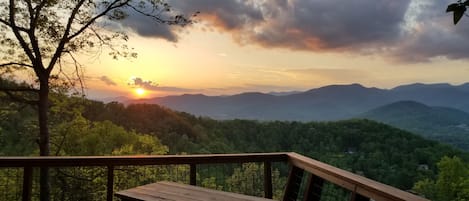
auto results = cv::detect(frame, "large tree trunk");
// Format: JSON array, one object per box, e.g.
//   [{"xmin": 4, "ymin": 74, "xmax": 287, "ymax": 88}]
[{"xmin": 38, "ymin": 79, "xmax": 50, "ymax": 201}]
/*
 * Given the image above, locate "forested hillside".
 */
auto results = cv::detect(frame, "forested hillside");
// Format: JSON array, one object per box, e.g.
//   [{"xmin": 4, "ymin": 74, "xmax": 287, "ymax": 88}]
[
  {"xmin": 360, "ymin": 101, "xmax": 469, "ymax": 150},
  {"xmin": 81, "ymin": 101, "xmax": 467, "ymax": 190},
  {"xmin": 1, "ymin": 96, "xmax": 468, "ymax": 198}
]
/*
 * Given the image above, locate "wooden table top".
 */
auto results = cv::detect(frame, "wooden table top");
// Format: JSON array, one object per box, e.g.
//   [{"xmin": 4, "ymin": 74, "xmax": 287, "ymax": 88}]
[{"xmin": 115, "ymin": 181, "xmax": 276, "ymax": 201}]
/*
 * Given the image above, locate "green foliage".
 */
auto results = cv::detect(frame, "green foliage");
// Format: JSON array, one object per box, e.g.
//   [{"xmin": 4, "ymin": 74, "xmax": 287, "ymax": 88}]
[
  {"xmin": 53, "ymin": 118, "xmax": 168, "ymax": 156},
  {"xmin": 205, "ymin": 119, "xmax": 463, "ymax": 189},
  {"xmin": 2, "ymin": 97, "xmax": 468, "ymax": 199},
  {"xmin": 47, "ymin": 101, "xmax": 169, "ymax": 200},
  {"xmin": 0, "ymin": 169, "xmax": 22, "ymax": 200},
  {"xmin": 81, "ymin": 102, "xmax": 468, "ymax": 191},
  {"xmin": 47, "ymin": 95, "xmax": 169, "ymax": 156},
  {"xmin": 413, "ymin": 156, "xmax": 469, "ymax": 201},
  {"xmin": 360, "ymin": 101, "xmax": 469, "ymax": 150},
  {"xmin": 0, "ymin": 97, "xmax": 172, "ymax": 200},
  {"xmin": 82, "ymin": 102, "xmax": 200, "ymax": 153},
  {"xmin": 200, "ymin": 177, "xmax": 224, "ymax": 190},
  {"xmin": 225, "ymin": 163, "xmax": 285, "ymax": 199},
  {"xmin": 0, "ymin": 102, "xmax": 37, "ymax": 156}
]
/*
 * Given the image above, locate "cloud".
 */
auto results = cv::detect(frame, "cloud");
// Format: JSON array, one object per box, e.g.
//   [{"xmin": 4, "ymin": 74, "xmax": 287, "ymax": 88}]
[
  {"xmin": 103, "ymin": 1, "xmax": 186, "ymax": 42},
  {"xmin": 129, "ymin": 77, "xmax": 158, "ymax": 89},
  {"xmin": 171, "ymin": 0, "xmax": 410, "ymax": 51},
  {"xmin": 120, "ymin": 13, "xmax": 179, "ymax": 42},
  {"xmin": 172, "ymin": 0, "xmax": 264, "ymax": 31},
  {"xmin": 255, "ymin": 0, "xmax": 409, "ymax": 51},
  {"xmin": 389, "ymin": 0, "xmax": 469, "ymax": 61},
  {"xmin": 129, "ymin": 77, "xmax": 195, "ymax": 92},
  {"xmin": 118, "ymin": 0, "xmax": 469, "ymax": 62},
  {"xmin": 99, "ymin": 76, "xmax": 117, "ymax": 86},
  {"xmin": 217, "ymin": 53, "xmax": 228, "ymax": 57},
  {"xmin": 285, "ymin": 68, "xmax": 369, "ymax": 81}
]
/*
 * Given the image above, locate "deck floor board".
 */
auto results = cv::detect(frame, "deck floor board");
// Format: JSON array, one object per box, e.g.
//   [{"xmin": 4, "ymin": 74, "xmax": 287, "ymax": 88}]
[{"xmin": 116, "ymin": 181, "xmax": 275, "ymax": 201}]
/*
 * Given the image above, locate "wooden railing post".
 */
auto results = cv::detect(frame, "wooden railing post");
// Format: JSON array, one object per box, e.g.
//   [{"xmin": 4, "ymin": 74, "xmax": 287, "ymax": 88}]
[
  {"xmin": 303, "ymin": 174, "xmax": 324, "ymax": 201},
  {"xmin": 264, "ymin": 161, "xmax": 273, "ymax": 199},
  {"xmin": 22, "ymin": 166, "xmax": 32, "ymax": 201},
  {"xmin": 190, "ymin": 164, "xmax": 196, "ymax": 186},
  {"xmin": 107, "ymin": 165, "xmax": 114, "ymax": 201},
  {"xmin": 283, "ymin": 166, "xmax": 304, "ymax": 201}
]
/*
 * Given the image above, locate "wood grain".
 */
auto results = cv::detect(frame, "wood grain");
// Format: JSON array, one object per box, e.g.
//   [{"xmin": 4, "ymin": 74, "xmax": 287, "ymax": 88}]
[{"xmin": 116, "ymin": 181, "xmax": 275, "ymax": 201}]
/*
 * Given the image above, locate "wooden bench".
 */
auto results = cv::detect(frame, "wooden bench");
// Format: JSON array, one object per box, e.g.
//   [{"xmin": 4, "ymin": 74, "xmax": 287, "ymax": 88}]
[{"xmin": 115, "ymin": 181, "xmax": 276, "ymax": 201}]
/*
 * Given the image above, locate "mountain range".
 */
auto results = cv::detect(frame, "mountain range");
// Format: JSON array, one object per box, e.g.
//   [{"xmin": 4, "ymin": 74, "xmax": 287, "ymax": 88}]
[
  {"xmin": 100, "ymin": 82, "xmax": 469, "ymax": 150},
  {"xmin": 118, "ymin": 83, "xmax": 469, "ymax": 121}
]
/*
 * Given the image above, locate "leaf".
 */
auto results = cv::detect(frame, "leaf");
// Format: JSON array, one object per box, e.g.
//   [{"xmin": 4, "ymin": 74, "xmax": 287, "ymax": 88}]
[
  {"xmin": 453, "ymin": 6, "xmax": 467, "ymax": 24},
  {"xmin": 447, "ymin": 3, "xmax": 460, "ymax": 12}
]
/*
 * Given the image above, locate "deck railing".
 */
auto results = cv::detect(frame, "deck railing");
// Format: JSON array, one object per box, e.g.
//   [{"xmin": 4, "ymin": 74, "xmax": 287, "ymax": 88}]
[{"xmin": 0, "ymin": 152, "xmax": 429, "ymax": 201}]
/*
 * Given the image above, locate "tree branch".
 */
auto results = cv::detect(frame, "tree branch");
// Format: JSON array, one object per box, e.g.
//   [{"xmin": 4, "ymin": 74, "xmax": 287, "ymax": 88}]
[
  {"xmin": 126, "ymin": 3, "xmax": 191, "ymax": 25},
  {"xmin": 0, "ymin": 62, "xmax": 34, "ymax": 68},
  {"xmin": 25, "ymin": 0, "xmax": 34, "ymax": 21},
  {"xmin": 0, "ymin": 86, "xmax": 39, "ymax": 92},
  {"xmin": 32, "ymin": 0, "xmax": 48, "ymax": 29},
  {"xmin": 89, "ymin": 27, "xmax": 116, "ymax": 52},
  {"xmin": 56, "ymin": 169, "xmax": 96, "ymax": 182},
  {"xmin": 25, "ymin": 0, "xmax": 43, "ymax": 63},
  {"xmin": 47, "ymin": 0, "xmax": 87, "ymax": 73},
  {"xmin": 0, "ymin": 18, "xmax": 29, "ymax": 32},
  {"xmin": 66, "ymin": 52, "xmax": 85, "ymax": 95},
  {"xmin": 0, "ymin": 78, "xmax": 39, "ymax": 105},
  {"xmin": 55, "ymin": 53, "xmax": 85, "ymax": 95},
  {"xmin": 66, "ymin": 0, "xmax": 131, "ymax": 41},
  {"xmin": 125, "ymin": 4, "xmax": 166, "ymax": 24},
  {"xmin": 0, "ymin": 89, "xmax": 38, "ymax": 105},
  {"xmin": 8, "ymin": 0, "xmax": 36, "ymax": 64}
]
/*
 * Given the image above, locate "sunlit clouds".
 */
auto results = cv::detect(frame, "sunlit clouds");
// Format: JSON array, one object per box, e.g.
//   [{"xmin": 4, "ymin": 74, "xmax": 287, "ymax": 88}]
[
  {"xmin": 120, "ymin": 0, "xmax": 469, "ymax": 61},
  {"xmin": 129, "ymin": 77, "xmax": 159, "ymax": 90},
  {"xmin": 81, "ymin": 0, "xmax": 469, "ymax": 99},
  {"xmin": 99, "ymin": 76, "xmax": 117, "ymax": 86}
]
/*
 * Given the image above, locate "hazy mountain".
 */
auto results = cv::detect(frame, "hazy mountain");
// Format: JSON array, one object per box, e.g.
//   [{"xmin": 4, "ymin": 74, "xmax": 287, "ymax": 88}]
[
  {"xmin": 125, "ymin": 82, "xmax": 469, "ymax": 122},
  {"xmin": 359, "ymin": 100, "xmax": 469, "ymax": 150},
  {"xmin": 267, "ymin": 91, "xmax": 302, "ymax": 96},
  {"xmin": 128, "ymin": 84, "xmax": 393, "ymax": 120},
  {"xmin": 99, "ymin": 96, "xmax": 130, "ymax": 103},
  {"xmin": 132, "ymin": 93, "xmax": 282, "ymax": 120},
  {"xmin": 391, "ymin": 83, "xmax": 469, "ymax": 111}
]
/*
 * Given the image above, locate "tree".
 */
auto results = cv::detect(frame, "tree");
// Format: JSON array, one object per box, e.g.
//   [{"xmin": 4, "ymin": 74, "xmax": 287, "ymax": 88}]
[
  {"xmin": 0, "ymin": 1, "xmax": 194, "ymax": 200},
  {"xmin": 413, "ymin": 156, "xmax": 469, "ymax": 201},
  {"xmin": 447, "ymin": 0, "xmax": 469, "ymax": 24},
  {"xmin": 225, "ymin": 163, "xmax": 285, "ymax": 199}
]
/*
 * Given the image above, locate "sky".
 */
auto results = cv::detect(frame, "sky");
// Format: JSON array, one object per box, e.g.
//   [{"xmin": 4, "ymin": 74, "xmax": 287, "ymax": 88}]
[{"xmin": 80, "ymin": 0, "xmax": 469, "ymax": 99}]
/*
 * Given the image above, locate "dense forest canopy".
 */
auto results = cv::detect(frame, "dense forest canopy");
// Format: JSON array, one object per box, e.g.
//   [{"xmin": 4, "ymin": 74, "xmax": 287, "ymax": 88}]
[{"xmin": 2, "ymin": 94, "xmax": 468, "ymax": 191}]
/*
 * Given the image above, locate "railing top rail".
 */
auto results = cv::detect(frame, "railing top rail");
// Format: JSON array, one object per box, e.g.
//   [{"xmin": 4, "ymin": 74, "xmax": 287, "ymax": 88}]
[
  {"xmin": 287, "ymin": 152, "xmax": 429, "ymax": 201},
  {"xmin": 0, "ymin": 152, "xmax": 289, "ymax": 167},
  {"xmin": 0, "ymin": 152, "xmax": 429, "ymax": 201}
]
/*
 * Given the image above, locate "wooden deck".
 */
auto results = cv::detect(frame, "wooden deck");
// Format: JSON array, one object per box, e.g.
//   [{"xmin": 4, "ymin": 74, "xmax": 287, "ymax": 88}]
[{"xmin": 116, "ymin": 181, "xmax": 275, "ymax": 201}]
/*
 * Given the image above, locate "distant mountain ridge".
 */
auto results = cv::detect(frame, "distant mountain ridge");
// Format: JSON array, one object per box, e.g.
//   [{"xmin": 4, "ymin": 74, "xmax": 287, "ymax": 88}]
[
  {"xmin": 122, "ymin": 82, "xmax": 469, "ymax": 121},
  {"xmin": 359, "ymin": 101, "xmax": 469, "ymax": 150}
]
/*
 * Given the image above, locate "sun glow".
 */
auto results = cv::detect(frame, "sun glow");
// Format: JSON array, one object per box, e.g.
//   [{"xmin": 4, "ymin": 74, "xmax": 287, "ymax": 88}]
[{"xmin": 135, "ymin": 88, "xmax": 146, "ymax": 96}]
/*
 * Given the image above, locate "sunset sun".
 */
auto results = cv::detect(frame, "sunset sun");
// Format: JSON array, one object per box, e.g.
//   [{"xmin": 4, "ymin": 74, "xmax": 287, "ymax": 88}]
[{"xmin": 135, "ymin": 88, "xmax": 146, "ymax": 96}]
